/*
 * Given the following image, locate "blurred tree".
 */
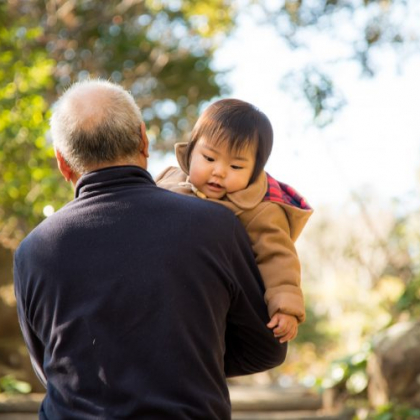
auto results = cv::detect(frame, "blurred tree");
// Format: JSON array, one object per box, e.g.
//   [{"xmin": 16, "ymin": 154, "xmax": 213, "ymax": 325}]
[
  {"xmin": 387, "ymin": 208, "xmax": 420, "ymax": 320},
  {"xmin": 9, "ymin": 0, "xmax": 237, "ymax": 148},
  {"xmin": 249, "ymin": 0, "xmax": 419, "ymax": 125},
  {"xmin": 1, "ymin": 0, "xmax": 238, "ymax": 248},
  {"xmin": 2, "ymin": 0, "xmax": 418, "ymax": 247},
  {"xmin": 0, "ymin": 5, "xmax": 71, "ymax": 250}
]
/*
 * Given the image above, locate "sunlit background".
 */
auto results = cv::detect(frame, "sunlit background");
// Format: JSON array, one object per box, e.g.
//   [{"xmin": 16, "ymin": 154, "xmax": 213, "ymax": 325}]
[
  {"xmin": 147, "ymin": 4, "xmax": 420, "ymax": 398},
  {"xmin": 149, "ymin": 5, "xmax": 420, "ymax": 208},
  {"xmin": 1, "ymin": 0, "xmax": 420, "ymax": 417}
]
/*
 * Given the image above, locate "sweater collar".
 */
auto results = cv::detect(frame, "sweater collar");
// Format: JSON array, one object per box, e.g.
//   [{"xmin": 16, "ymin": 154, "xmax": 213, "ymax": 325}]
[{"xmin": 75, "ymin": 166, "xmax": 155, "ymax": 198}]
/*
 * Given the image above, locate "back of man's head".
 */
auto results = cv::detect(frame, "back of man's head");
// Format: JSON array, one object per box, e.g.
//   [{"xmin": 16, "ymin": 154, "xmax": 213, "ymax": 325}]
[{"xmin": 50, "ymin": 79, "xmax": 144, "ymax": 174}]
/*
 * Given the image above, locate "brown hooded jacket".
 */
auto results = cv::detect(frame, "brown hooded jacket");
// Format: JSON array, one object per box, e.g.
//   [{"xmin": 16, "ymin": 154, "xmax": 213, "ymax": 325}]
[{"xmin": 156, "ymin": 143, "xmax": 313, "ymax": 322}]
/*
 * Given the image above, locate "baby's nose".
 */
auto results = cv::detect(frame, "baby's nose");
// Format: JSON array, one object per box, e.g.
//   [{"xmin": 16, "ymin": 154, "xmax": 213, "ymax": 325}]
[{"xmin": 212, "ymin": 164, "xmax": 226, "ymax": 178}]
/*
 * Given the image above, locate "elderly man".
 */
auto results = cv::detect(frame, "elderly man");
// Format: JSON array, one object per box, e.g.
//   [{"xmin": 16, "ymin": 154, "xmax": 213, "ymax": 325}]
[{"xmin": 14, "ymin": 80, "xmax": 286, "ymax": 419}]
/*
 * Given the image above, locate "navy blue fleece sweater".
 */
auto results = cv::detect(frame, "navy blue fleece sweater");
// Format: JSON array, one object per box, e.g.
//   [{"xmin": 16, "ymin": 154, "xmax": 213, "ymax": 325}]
[{"xmin": 14, "ymin": 166, "xmax": 286, "ymax": 420}]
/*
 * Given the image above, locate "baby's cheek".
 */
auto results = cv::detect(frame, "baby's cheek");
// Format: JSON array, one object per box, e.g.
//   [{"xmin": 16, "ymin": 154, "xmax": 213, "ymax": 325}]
[{"xmin": 189, "ymin": 171, "xmax": 201, "ymax": 188}]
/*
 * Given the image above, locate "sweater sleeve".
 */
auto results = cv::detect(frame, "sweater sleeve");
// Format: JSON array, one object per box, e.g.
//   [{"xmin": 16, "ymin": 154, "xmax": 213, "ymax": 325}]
[
  {"xmin": 13, "ymin": 251, "xmax": 47, "ymax": 387},
  {"xmin": 224, "ymin": 219, "xmax": 287, "ymax": 377},
  {"xmin": 243, "ymin": 203, "xmax": 306, "ymax": 323}
]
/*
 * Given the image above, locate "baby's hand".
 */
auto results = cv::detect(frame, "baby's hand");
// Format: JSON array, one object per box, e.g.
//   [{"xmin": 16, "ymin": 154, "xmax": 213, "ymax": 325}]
[{"xmin": 267, "ymin": 312, "xmax": 298, "ymax": 343}]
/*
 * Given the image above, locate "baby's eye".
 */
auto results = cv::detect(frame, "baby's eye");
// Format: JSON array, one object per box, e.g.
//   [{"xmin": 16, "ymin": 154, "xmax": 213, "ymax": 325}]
[
  {"xmin": 231, "ymin": 165, "xmax": 243, "ymax": 170},
  {"xmin": 203, "ymin": 154, "xmax": 214, "ymax": 162}
]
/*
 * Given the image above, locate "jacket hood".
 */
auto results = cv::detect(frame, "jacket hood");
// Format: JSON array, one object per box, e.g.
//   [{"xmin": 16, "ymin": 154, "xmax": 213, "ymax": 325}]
[
  {"xmin": 264, "ymin": 173, "xmax": 313, "ymax": 241},
  {"xmin": 174, "ymin": 142, "xmax": 313, "ymax": 241},
  {"xmin": 175, "ymin": 142, "xmax": 190, "ymax": 175}
]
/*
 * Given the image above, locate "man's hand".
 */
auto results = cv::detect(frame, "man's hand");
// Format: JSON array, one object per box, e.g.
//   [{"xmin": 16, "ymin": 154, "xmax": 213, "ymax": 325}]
[{"xmin": 267, "ymin": 312, "xmax": 298, "ymax": 343}]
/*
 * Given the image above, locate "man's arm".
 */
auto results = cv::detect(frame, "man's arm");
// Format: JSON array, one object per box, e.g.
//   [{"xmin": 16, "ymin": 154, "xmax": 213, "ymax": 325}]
[
  {"xmin": 224, "ymin": 219, "xmax": 287, "ymax": 377},
  {"xmin": 13, "ymin": 251, "xmax": 47, "ymax": 387}
]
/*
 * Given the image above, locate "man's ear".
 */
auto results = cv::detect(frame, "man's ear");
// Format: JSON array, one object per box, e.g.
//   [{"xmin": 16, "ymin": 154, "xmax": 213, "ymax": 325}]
[
  {"xmin": 55, "ymin": 149, "xmax": 74, "ymax": 182},
  {"xmin": 140, "ymin": 121, "xmax": 149, "ymax": 158}
]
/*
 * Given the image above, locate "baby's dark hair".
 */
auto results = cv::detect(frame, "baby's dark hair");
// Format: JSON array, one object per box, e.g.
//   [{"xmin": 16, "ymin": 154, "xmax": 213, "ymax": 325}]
[{"xmin": 186, "ymin": 98, "xmax": 273, "ymax": 184}]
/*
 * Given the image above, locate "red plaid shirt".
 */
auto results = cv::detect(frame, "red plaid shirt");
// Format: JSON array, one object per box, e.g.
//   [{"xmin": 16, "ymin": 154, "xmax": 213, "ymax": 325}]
[{"xmin": 263, "ymin": 173, "xmax": 312, "ymax": 210}]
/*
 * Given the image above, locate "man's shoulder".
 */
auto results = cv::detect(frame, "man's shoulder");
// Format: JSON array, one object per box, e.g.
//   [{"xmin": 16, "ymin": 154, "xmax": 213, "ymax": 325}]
[
  {"xmin": 153, "ymin": 186, "xmax": 241, "ymax": 248},
  {"xmin": 160, "ymin": 184, "xmax": 235, "ymax": 219},
  {"xmin": 15, "ymin": 200, "xmax": 76, "ymax": 257}
]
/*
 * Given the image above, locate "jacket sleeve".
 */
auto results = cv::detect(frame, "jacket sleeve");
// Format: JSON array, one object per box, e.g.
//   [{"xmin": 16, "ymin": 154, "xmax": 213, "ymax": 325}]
[
  {"xmin": 243, "ymin": 203, "xmax": 306, "ymax": 323},
  {"xmin": 13, "ymin": 252, "xmax": 47, "ymax": 387},
  {"xmin": 224, "ymin": 219, "xmax": 287, "ymax": 377}
]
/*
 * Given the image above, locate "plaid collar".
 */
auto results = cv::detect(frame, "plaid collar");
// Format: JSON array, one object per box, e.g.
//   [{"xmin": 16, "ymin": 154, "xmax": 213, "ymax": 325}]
[{"xmin": 264, "ymin": 173, "xmax": 312, "ymax": 210}]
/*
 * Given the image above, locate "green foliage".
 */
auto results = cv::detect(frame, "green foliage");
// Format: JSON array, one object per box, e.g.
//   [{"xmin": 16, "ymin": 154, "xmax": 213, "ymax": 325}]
[
  {"xmin": 322, "ymin": 344, "xmax": 370, "ymax": 396},
  {"xmin": 0, "ymin": 5, "xmax": 72, "ymax": 249},
  {"xmin": 1, "ymin": 0, "xmax": 237, "ymax": 248},
  {"xmin": 385, "ymin": 209, "xmax": 420, "ymax": 319},
  {"xmin": 294, "ymin": 300, "xmax": 336, "ymax": 349},
  {"xmin": 250, "ymin": 0, "xmax": 418, "ymax": 125},
  {"xmin": 7, "ymin": 0, "xmax": 236, "ymax": 147},
  {"xmin": 256, "ymin": 0, "xmax": 413, "ymax": 70},
  {"xmin": 394, "ymin": 273, "xmax": 420, "ymax": 318},
  {"xmin": 282, "ymin": 66, "xmax": 347, "ymax": 127},
  {"xmin": 0, "ymin": 375, "xmax": 31, "ymax": 394},
  {"xmin": 359, "ymin": 402, "xmax": 420, "ymax": 420}
]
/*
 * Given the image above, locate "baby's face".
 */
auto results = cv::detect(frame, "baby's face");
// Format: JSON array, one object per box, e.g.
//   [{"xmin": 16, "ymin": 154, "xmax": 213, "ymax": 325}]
[{"xmin": 189, "ymin": 137, "xmax": 256, "ymax": 199}]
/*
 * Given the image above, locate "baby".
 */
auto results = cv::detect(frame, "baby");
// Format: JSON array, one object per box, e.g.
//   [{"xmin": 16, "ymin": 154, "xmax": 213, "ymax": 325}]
[{"xmin": 156, "ymin": 99, "xmax": 313, "ymax": 342}]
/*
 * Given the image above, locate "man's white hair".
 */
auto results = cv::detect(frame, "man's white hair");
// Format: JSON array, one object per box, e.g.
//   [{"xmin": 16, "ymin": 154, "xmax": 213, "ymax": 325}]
[{"xmin": 50, "ymin": 79, "xmax": 144, "ymax": 174}]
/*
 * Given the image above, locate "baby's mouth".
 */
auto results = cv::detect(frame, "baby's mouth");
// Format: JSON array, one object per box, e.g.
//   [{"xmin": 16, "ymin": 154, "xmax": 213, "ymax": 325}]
[{"xmin": 207, "ymin": 182, "xmax": 224, "ymax": 190}]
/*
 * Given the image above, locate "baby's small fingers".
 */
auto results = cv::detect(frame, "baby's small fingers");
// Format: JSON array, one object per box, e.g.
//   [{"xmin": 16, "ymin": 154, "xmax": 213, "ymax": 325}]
[
  {"xmin": 272, "ymin": 322, "xmax": 292, "ymax": 336},
  {"xmin": 280, "ymin": 333, "xmax": 293, "ymax": 343},
  {"xmin": 273, "ymin": 326, "xmax": 290, "ymax": 337},
  {"xmin": 279, "ymin": 327, "xmax": 297, "ymax": 343}
]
